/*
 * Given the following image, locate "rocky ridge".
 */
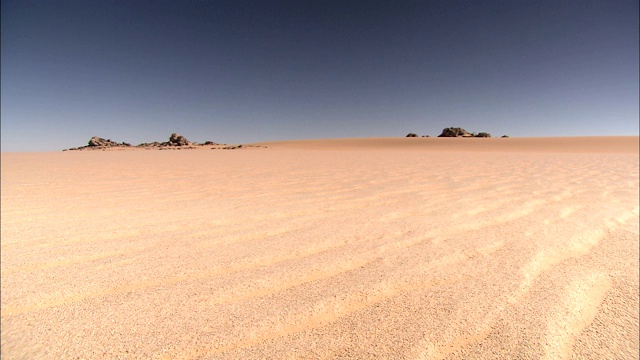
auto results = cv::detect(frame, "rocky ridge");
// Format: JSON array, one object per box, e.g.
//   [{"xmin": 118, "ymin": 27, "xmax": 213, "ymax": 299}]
[
  {"xmin": 406, "ymin": 127, "xmax": 500, "ymax": 138},
  {"xmin": 437, "ymin": 127, "xmax": 494, "ymax": 138},
  {"xmin": 63, "ymin": 133, "xmax": 259, "ymax": 151},
  {"xmin": 406, "ymin": 128, "xmax": 505, "ymax": 138}
]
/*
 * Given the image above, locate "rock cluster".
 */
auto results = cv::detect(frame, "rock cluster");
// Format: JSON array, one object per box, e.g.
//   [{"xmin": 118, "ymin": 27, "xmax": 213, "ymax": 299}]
[
  {"xmin": 406, "ymin": 128, "xmax": 494, "ymax": 138},
  {"xmin": 89, "ymin": 136, "xmax": 131, "ymax": 147},
  {"xmin": 437, "ymin": 127, "xmax": 492, "ymax": 138},
  {"xmin": 136, "ymin": 133, "xmax": 195, "ymax": 148},
  {"xmin": 136, "ymin": 133, "xmax": 196, "ymax": 148},
  {"xmin": 64, "ymin": 133, "xmax": 225, "ymax": 151},
  {"xmin": 64, "ymin": 136, "xmax": 131, "ymax": 150},
  {"xmin": 135, "ymin": 142, "xmax": 164, "ymax": 148}
]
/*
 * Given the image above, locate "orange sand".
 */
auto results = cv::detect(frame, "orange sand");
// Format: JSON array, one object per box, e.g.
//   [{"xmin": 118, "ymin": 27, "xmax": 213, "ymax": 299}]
[{"xmin": 1, "ymin": 136, "xmax": 638, "ymax": 359}]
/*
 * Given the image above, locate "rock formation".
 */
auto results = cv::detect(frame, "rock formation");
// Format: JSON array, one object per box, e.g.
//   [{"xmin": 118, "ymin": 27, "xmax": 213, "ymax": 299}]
[
  {"xmin": 438, "ymin": 127, "xmax": 473, "ymax": 137},
  {"xmin": 437, "ymin": 128, "xmax": 493, "ymax": 138},
  {"xmin": 64, "ymin": 136, "xmax": 131, "ymax": 150},
  {"xmin": 87, "ymin": 136, "xmax": 130, "ymax": 147},
  {"xmin": 135, "ymin": 133, "xmax": 194, "ymax": 148},
  {"xmin": 406, "ymin": 133, "xmax": 419, "ymax": 137},
  {"xmin": 65, "ymin": 133, "xmax": 230, "ymax": 151},
  {"xmin": 169, "ymin": 133, "xmax": 190, "ymax": 146}
]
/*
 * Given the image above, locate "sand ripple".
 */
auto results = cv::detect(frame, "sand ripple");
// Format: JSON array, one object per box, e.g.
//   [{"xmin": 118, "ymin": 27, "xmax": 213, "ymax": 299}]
[{"xmin": 1, "ymin": 137, "xmax": 638, "ymax": 359}]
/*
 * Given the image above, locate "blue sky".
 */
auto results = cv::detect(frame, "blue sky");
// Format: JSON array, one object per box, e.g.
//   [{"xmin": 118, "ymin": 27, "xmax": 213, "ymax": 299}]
[{"xmin": 2, "ymin": 0, "xmax": 638, "ymax": 151}]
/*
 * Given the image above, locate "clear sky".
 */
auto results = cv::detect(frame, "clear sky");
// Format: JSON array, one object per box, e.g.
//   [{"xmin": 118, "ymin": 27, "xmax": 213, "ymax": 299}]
[{"xmin": 2, "ymin": 0, "xmax": 638, "ymax": 151}]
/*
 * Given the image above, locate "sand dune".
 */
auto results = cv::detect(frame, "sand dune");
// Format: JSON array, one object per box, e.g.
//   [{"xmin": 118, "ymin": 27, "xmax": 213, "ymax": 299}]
[{"xmin": 1, "ymin": 137, "xmax": 638, "ymax": 359}]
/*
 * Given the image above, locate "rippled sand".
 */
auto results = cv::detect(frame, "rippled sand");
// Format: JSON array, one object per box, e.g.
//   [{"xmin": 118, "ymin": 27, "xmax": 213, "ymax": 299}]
[{"xmin": 2, "ymin": 137, "xmax": 638, "ymax": 359}]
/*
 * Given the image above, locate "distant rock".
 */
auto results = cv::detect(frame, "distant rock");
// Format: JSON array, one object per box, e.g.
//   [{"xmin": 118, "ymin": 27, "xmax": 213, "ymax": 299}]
[
  {"xmin": 437, "ymin": 127, "xmax": 494, "ymax": 138},
  {"xmin": 64, "ymin": 133, "xmax": 229, "ymax": 151},
  {"xmin": 406, "ymin": 133, "xmax": 418, "ymax": 137},
  {"xmin": 169, "ymin": 133, "xmax": 190, "ymax": 146},
  {"xmin": 87, "ymin": 136, "xmax": 129, "ymax": 147},
  {"xmin": 136, "ymin": 141, "xmax": 162, "ymax": 148},
  {"xmin": 88, "ymin": 136, "xmax": 108, "ymax": 146},
  {"xmin": 474, "ymin": 132, "xmax": 491, "ymax": 138},
  {"xmin": 501, "ymin": 135, "xmax": 509, "ymax": 138},
  {"xmin": 135, "ymin": 133, "xmax": 193, "ymax": 148},
  {"xmin": 438, "ymin": 127, "xmax": 473, "ymax": 137},
  {"xmin": 422, "ymin": 135, "xmax": 430, "ymax": 137},
  {"xmin": 64, "ymin": 136, "xmax": 130, "ymax": 150}
]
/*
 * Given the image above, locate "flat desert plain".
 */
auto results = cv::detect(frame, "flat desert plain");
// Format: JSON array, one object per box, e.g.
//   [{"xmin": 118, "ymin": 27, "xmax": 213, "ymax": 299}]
[{"xmin": 1, "ymin": 136, "xmax": 639, "ymax": 359}]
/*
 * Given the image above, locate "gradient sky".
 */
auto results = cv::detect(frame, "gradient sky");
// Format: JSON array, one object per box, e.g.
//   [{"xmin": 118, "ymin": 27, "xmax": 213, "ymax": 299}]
[{"xmin": 2, "ymin": 0, "xmax": 638, "ymax": 151}]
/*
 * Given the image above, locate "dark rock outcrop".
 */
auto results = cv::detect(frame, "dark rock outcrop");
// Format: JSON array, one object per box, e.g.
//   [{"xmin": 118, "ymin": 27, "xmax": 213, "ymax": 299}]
[
  {"xmin": 135, "ymin": 134, "xmax": 194, "ymax": 148},
  {"xmin": 64, "ymin": 133, "xmax": 241, "ymax": 151},
  {"xmin": 501, "ymin": 135, "xmax": 509, "ymax": 138},
  {"xmin": 65, "ymin": 136, "xmax": 131, "ymax": 150},
  {"xmin": 88, "ymin": 136, "xmax": 108, "ymax": 146},
  {"xmin": 136, "ymin": 142, "xmax": 162, "ymax": 148},
  {"xmin": 474, "ymin": 132, "xmax": 491, "ymax": 138},
  {"xmin": 406, "ymin": 133, "xmax": 419, "ymax": 137},
  {"xmin": 438, "ymin": 127, "xmax": 473, "ymax": 137},
  {"xmin": 87, "ymin": 136, "xmax": 130, "ymax": 147},
  {"xmin": 169, "ymin": 133, "xmax": 190, "ymax": 146}
]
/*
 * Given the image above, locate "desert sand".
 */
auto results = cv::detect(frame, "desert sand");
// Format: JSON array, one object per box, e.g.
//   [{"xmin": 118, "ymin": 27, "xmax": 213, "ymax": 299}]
[{"xmin": 1, "ymin": 136, "xmax": 638, "ymax": 359}]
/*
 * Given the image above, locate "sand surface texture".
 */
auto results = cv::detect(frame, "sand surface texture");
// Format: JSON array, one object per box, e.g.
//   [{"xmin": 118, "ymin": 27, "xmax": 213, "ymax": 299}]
[{"xmin": 2, "ymin": 137, "xmax": 638, "ymax": 359}]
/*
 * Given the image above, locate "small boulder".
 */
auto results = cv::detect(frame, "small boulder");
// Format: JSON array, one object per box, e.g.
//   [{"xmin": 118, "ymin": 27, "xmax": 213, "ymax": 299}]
[{"xmin": 406, "ymin": 133, "xmax": 418, "ymax": 137}]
